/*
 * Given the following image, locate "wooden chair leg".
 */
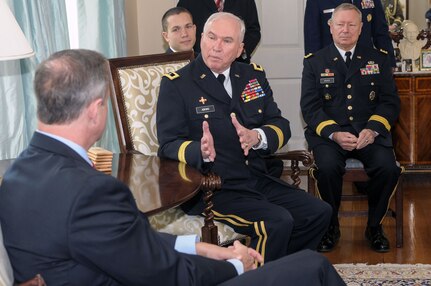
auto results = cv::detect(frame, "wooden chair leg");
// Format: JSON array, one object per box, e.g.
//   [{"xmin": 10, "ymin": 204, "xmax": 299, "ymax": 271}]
[
  {"xmin": 308, "ymin": 168, "xmax": 316, "ymax": 197},
  {"xmin": 396, "ymin": 174, "xmax": 404, "ymax": 248}
]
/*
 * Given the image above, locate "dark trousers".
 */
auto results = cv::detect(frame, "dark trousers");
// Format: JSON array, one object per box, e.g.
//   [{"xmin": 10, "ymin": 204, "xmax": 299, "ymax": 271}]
[
  {"xmin": 211, "ymin": 178, "xmax": 331, "ymax": 264},
  {"xmin": 313, "ymin": 143, "xmax": 401, "ymax": 227},
  {"xmin": 219, "ymin": 249, "xmax": 346, "ymax": 286}
]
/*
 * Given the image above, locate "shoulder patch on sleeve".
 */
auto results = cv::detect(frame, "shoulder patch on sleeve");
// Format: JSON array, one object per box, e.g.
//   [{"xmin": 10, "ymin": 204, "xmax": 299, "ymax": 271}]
[
  {"xmin": 304, "ymin": 53, "xmax": 314, "ymax": 59},
  {"xmin": 379, "ymin": 49, "xmax": 388, "ymax": 55},
  {"xmin": 163, "ymin": 72, "xmax": 180, "ymax": 80},
  {"xmin": 250, "ymin": 63, "xmax": 264, "ymax": 72}
]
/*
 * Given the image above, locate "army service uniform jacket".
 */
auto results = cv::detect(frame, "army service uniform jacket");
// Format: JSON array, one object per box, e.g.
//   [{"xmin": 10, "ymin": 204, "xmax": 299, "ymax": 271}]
[
  {"xmin": 157, "ymin": 55, "xmax": 290, "ymax": 195},
  {"xmin": 300, "ymin": 43, "xmax": 400, "ymax": 149}
]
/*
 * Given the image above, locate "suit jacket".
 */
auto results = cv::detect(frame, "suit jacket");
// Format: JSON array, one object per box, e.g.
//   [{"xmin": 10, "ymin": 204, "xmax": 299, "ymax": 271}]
[
  {"xmin": 157, "ymin": 55, "xmax": 290, "ymax": 195},
  {"xmin": 300, "ymin": 43, "xmax": 400, "ymax": 149},
  {"xmin": 304, "ymin": 0, "xmax": 395, "ymax": 66},
  {"xmin": 177, "ymin": 0, "xmax": 261, "ymax": 63},
  {"xmin": 0, "ymin": 132, "xmax": 237, "ymax": 285}
]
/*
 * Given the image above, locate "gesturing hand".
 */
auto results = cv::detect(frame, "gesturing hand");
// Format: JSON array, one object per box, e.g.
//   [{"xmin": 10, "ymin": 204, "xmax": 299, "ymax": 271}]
[
  {"xmin": 201, "ymin": 121, "xmax": 216, "ymax": 162},
  {"xmin": 231, "ymin": 114, "xmax": 259, "ymax": 156}
]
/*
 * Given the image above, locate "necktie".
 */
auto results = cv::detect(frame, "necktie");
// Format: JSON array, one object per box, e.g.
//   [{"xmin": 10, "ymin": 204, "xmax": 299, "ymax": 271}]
[
  {"xmin": 345, "ymin": 51, "xmax": 352, "ymax": 68},
  {"xmin": 217, "ymin": 74, "xmax": 225, "ymax": 86}
]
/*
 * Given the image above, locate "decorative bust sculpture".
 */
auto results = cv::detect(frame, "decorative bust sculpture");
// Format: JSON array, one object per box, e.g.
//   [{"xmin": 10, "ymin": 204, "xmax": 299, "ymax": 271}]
[{"xmin": 399, "ymin": 21, "xmax": 425, "ymax": 61}]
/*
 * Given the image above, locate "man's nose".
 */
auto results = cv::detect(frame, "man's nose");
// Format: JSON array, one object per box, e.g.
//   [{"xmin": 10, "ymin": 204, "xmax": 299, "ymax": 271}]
[
  {"xmin": 213, "ymin": 39, "xmax": 223, "ymax": 50},
  {"xmin": 180, "ymin": 27, "xmax": 189, "ymax": 37}
]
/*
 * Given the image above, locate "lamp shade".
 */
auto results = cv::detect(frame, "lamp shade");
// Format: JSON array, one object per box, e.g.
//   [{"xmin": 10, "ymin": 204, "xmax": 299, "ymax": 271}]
[{"xmin": 0, "ymin": 0, "xmax": 35, "ymax": 60}]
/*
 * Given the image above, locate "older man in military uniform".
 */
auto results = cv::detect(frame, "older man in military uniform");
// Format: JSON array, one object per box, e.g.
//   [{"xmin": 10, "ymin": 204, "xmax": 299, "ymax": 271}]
[
  {"xmin": 301, "ymin": 3, "xmax": 401, "ymax": 253},
  {"xmin": 157, "ymin": 12, "xmax": 331, "ymax": 265},
  {"xmin": 304, "ymin": 0, "xmax": 396, "ymax": 66}
]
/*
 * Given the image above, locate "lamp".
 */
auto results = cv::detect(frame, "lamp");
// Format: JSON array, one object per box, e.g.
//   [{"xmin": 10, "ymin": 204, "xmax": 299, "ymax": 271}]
[{"xmin": 0, "ymin": 0, "xmax": 34, "ymax": 60}]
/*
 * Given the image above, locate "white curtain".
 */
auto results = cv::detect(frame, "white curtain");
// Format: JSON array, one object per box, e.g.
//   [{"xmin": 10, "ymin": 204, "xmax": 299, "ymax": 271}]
[{"xmin": 0, "ymin": 0, "xmax": 125, "ymax": 159}]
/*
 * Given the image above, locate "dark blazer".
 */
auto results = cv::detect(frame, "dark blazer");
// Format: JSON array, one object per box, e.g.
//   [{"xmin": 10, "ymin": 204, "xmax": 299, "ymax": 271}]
[
  {"xmin": 300, "ymin": 43, "xmax": 400, "ymax": 149},
  {"xmin": 0, "ymin": 132, "xmax": 237, "ymax": 285},
  {"xmin": 304, "ymin": 0, "xmax": 395, "ymax": 66},
  {"xmin": 157, "ymin": 55, "xmax": 290, "ymax": 193},
  {"xmin": 177, "ymin": 0, "xmax": 261, "ymax": 63}
]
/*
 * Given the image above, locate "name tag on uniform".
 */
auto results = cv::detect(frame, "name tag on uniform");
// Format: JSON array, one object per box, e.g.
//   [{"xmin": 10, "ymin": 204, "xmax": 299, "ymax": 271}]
[
  {"xmin": 320, "ymin": 78, "xmax": 335, "ymax": 84},
  {"xmin": 323, "ymin": 8, "xmax": 334, "ymax": 14},
  {"xmin": 196, "ymin": 105, "xmax": 215, "ymax": 114}
]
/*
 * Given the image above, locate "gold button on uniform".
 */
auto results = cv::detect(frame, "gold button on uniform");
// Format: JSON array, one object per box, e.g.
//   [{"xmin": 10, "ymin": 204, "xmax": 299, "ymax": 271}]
[
  {"xmin": 347, "ymin": 95, "xmax": 352, "ymax": 99},
  {"xmin": 349, "ymin": 116, "xmax": 354, "ymax": 121},
  {"xmin": 348, "ymin": 106, "xmax": 352, "ymax": 110},
  {"xmin": 347, "ymin": 84, "xmax": 352, "ymax": 89},
  {"xmin": 371, "ymin": 82, "xmax": 375, "ymax": 86},
  {"xmin": 258, "ymin": 109, "xmax": 262, "ymax": 114},
  {"xmin": 204, "ymin": 114, "xmax": 209, "ymax": 119},
  {"xmin": 245, "ymin": 160, "xmax": 249, "ymax": 165}
]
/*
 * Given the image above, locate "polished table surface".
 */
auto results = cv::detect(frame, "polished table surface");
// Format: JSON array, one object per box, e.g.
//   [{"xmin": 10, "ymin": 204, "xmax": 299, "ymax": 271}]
[
  {"xmin": 0, "ymin": 153, "xmax": 203, "ymax": 216},
  {"xmin": 113, "ymin": 153, "xmax": 203, "ymax": 215}
]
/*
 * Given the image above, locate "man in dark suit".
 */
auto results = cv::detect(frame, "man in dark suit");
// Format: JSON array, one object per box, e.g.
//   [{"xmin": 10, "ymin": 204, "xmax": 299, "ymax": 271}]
[
  {"xmin": 157, "ymin": 12, "xmax": 332, "ymax": 265},
  {"xmin": 177, "ymin": 0, "xmax": 260, "ymax": 63},
  {"xmin": 162, "ymin": 7, "xmax": 196, "ymax": 53},
  {"xmin": 0, "ymin": 49, "xmax": 346, "ymax": 285},
  {"xmin": 304, "ymin": 0, "xmax": 396, "ymax": 66},
  {"xmin": 301, "ymin": 3, "xmax": 401, "ymax": 253}
]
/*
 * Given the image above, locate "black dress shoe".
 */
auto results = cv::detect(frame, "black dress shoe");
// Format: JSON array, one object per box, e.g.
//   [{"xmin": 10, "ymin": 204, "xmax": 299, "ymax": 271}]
[
  {"xmin": 365, "ymin": 225, "xmax": 390, "ymax": 252},
  {"xmin": 317, "ymin": 225, "xmax": 341, "ymax": 252}
]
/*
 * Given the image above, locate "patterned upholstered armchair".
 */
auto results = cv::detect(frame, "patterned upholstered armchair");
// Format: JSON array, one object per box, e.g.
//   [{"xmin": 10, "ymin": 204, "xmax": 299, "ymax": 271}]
[{"xmin": 108, "ymin": 51, "xmax": 241, "ymax": 245}]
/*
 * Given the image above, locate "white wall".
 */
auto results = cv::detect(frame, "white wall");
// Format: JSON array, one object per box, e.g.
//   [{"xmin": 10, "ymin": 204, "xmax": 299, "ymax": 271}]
[
  {"xmin": 126, "ymin": 0, "xmax": 176, "ymax": 56},
  {"xmin": 408, "ymin": 0, "xmax": 429, "ymax": 29},
  {"xmin": 253, "ymin": 0, "xmax": 306, "ymax": 151}
]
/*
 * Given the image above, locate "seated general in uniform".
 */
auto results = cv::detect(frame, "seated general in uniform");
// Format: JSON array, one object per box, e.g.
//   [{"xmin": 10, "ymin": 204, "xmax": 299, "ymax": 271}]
[
  {"xmin": 157, "ymin": 12, "xmax": 332, "ymax": 265},
  {"xmin": 300, "ymin": 3, "xmax": 401, "ymax": 253}
]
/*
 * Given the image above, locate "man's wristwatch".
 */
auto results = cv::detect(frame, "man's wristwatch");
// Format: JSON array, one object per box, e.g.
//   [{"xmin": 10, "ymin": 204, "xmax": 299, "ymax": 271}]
[{"xmin": 253, "ymin": 131, "xmax": 262, "ymax": 148}]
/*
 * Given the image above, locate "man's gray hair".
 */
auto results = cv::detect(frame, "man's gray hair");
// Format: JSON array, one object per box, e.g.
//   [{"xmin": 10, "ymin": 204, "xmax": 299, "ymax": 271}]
[
  {"xmin": 34, "ymin": 49, "xmax": 110, "ymax": 124},
  {"xmin": 203, "ymin": 12, "xmax": 246, "ymax": 43},
  {"xmin": 329, "ymin": 3, "xmax": 362, "ymax": 24}
]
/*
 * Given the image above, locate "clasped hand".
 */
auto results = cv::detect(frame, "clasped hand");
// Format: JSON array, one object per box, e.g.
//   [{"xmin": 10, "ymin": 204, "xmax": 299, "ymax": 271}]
[
  {"xmin": 196, "ymin": 240, "xmax": 263, "ymax": 271},
  {"xmin": 333, "ymin": 129, "xmax": 376, "ymax": 151}
]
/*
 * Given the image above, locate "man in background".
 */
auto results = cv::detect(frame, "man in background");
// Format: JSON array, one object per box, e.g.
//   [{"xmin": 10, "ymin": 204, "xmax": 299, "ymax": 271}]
[
  {"xmin": 304, "ymin": 0, "xmax": 396, "ymax": 66},
  {"xmin": 301, "ymin": 3, "xmax": 401, "ymax": 253},
  {"xmin": 0, "ymin": 49, "xmax": 345, "ymax": 286},
  {"xmin": 177, "ymin": 0, "xmax": 261, "ymax": 63},
  {"xmin": 162, "ymin": 7, "xmax": 196, "ymax": 53}
]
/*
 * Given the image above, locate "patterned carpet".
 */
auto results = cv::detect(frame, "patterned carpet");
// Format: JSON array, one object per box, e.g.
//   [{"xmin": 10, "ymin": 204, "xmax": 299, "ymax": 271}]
[{"xmin": 334, "ymin": 264, "xmax": 431, "ymax": 286}]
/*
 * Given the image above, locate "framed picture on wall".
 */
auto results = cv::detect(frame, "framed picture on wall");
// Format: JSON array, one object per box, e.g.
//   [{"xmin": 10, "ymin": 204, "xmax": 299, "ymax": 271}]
[{"xmin": 420, "ymin": 49, "xmax": 431, "ymax": 71}]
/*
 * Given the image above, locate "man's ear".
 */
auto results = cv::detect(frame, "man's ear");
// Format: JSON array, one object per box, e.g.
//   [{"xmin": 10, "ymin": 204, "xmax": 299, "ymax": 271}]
[
  {"xmin": 162, "ymin": 31, "xmax": 169, "ymax": 43},
  {"xmin": 87, "ymin": 98, "xmax": 103, "ymax": 122},
  {"xmin": 237, "ymin": 43, "xmax": 245, "ymax": 58}
]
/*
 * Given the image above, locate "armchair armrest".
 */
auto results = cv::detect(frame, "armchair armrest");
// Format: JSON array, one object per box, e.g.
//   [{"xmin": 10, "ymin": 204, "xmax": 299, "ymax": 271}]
[{"xmin": 269, "ymin": 150, "xmax": 314, "ymax": 188}]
